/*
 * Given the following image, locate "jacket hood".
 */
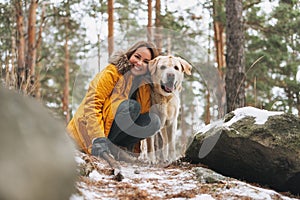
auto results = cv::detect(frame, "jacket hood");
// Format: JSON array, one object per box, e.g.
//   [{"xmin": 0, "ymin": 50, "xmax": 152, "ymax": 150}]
[
  {"xmin": 109, "ymin": 51, "xmax": 152, "ymax": 85},
  {"xmin": 109, "ymin": 51, "xmax": 132, "ymax": 75}
]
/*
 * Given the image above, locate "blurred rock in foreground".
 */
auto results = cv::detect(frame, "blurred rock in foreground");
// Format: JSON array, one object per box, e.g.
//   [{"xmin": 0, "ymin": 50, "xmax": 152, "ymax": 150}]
[
  {"xmin": 0, "ymin": 87, "xmax": 77, "ymax": 200},
  {"xmin": 185, "ymin": 107, "xmax": 300, "ymax": 195}
]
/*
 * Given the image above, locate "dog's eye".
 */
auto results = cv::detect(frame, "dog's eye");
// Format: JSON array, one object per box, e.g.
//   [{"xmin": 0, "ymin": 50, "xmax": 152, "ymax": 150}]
[
  {"xmin": 160, "ymin": 65, "xmax": 166, "ymax": 70},
  {"xmin": 174, "ymin": 65, "xmax": 179, "ymax": 71}
]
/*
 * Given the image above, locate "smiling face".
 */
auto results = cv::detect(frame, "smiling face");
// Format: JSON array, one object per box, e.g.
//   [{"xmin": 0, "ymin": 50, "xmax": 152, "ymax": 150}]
[
  {"xmin": 129, "ymin": 47, "xmax": 152, "ymax": 76},
  {"xmin": 148, "ymin": 55, "xmax": 192, "ymax": 96}
]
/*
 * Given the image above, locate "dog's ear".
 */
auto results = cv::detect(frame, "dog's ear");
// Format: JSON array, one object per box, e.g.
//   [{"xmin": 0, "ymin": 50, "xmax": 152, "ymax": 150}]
[
  {"xmin": 148, "ymin": 57, "xmax": 160, "ymax": 75},
  {"xmin": 178, "ymin": 57, "xmax": 192, "ymax": 75}
]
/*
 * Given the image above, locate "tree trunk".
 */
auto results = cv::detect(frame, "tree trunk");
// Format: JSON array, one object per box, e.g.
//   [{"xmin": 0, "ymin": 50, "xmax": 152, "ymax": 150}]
[
  {"xmin": 225, "ymin": 0, "xmax": 245, "ymax": 112},
  {"xmin": 212, "ymin": 0, "xmax": 226, "ymax": 77},
  {"xmin": 155, "ymin": 0, "xmax": 162, "ymax": 54},
  {"xmin": 212, "ymin": 0, "xmax": 226, "ymax": 118},
  {"xmin": 62, "ymin": 5, "xmax": 70, "ymax": 124},
  {"xmin": 213, "ymin": 21, "xmax": 225, "ymax": 76},
  {"xmin": 27, "ymin": 0, "xmax": 38, "ymax": 96},
  {"xmin": 191, "ymin": 101, "xmax": 194, "ymax": 135},
  {"xmin": 205, "ymin": 90, "xmax": 211, "ymax": 125},
  {"xmin": 35, "ymin": 2, "xmax": 46, "ymax": 99},
  {"xmin": 108, "ymin": 0, "xmax": 114, "ymax": 57},
  {"xmin": 5, "ymin": 55, "xmax": 10, "ymax": 87},
  {"xmin": 6, "ymin": 35, "xmax": 17, "ymax": 89},
  {"xmin": 297, "ymin": 95, "xmax": 300, "ymax": 117},
  {"xmin": 147, "ymin": 0, "xmax": 152, "ymax": 41},
  {"xmin": 15, "ymin": 0, "xmax": 26, "ymax": 92},
  {"xmin": 63, "ymin": 31, "xmax": 70, "ymax": 123}
]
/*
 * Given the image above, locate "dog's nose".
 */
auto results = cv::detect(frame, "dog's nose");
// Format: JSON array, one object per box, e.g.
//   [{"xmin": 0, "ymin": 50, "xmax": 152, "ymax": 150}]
[{"xmin": 167, "ymin": 73, "xmax": 175, "ymax": 82}]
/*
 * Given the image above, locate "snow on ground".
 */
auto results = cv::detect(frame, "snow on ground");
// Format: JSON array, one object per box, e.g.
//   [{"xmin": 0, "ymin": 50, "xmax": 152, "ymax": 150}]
[
  {"xmin": 70, "ymin": 107, "xmax": 297, "ymax": 200},
  {"xmin": 70, "ymin": 151, "xmax": 299, "ymax": 200}
]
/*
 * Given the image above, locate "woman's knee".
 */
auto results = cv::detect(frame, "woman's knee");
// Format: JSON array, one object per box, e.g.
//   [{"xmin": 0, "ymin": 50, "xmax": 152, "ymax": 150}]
[
  {"xmin": 128, "ymin": 99, "xmax": 141, "ymax": 116},
  {"xmin": 117, "ymin": 99, "xmax": 141, "ymax": 120}
]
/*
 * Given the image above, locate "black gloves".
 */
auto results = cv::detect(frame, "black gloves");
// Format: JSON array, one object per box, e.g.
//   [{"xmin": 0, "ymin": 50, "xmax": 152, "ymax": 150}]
[{"xmin": 91, "ymin": 137, "xmax": 110, "ymax": 157}]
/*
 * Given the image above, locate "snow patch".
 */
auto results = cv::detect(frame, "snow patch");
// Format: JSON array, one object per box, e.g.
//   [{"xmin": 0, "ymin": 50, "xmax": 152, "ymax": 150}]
[
  {"xmin": 89, "ymin": 170, "xmax": 107, "ymax": 181},
  {"xmin": 193, "ymin": 194, "xmax": 216, "ymax": 200},
  {"xmin": 225, "ymin": 106, "xmax": 283, "ymax": 126},
  {"xmin": 221, "ymin": 181, "xmax": 295, "ymax": 200},
  {"xmin": 72, "ymin": 151, "xmax": 298, "ymax": 200}
]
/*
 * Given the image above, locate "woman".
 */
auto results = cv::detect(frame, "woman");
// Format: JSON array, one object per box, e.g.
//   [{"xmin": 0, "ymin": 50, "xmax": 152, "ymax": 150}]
[{"xmin": 67, "ymin": 41, "xmax": 161, "ymax": 162}]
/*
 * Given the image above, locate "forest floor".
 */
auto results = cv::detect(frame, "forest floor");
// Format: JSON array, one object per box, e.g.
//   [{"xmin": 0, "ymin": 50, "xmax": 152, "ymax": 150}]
[{"xmin": 70, "ymin": 151, "xmax": 299, "ymax": 200}]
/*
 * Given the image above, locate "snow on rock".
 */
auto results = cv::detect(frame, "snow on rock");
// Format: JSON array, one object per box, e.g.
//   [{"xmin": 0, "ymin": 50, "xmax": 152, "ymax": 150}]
[
  {"xmin": 225, "ymin": 106, "xmax": 284, "ymax": 126},
  {"xmin": 197, "ymin": 107, "xmax": 284, "ymax": 135}
]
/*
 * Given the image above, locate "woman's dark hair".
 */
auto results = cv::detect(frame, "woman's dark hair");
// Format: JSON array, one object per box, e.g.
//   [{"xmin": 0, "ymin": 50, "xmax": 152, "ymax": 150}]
[
  {"xmin": 125, "ymin": 41, "xmax": 158, "ymax": 60},
  {"xmin": 109, "ymin": 41, "xmax": 159, "ymax": 74}
]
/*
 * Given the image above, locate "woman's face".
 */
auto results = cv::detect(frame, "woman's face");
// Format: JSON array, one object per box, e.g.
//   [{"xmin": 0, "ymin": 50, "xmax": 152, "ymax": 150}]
[{"xmin": 129, "ymin": 46, "xmax": 151, "ymax": 76}]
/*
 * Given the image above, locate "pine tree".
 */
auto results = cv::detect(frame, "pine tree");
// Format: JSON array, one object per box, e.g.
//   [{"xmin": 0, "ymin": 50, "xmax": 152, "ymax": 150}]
[
  {"xmin": 225, "ymin": 0, "xmax": 246, "ymax": 112},
  {"xmin": 38, "ymin": 1, "xmax": 88, "ymax": 119},
  {"xmin": 244, "ymin": 0, "xmax": 300, "ymax": 116}
]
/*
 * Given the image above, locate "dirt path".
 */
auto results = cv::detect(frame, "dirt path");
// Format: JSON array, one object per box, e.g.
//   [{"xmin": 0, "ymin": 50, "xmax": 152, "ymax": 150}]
[{"xmin": 70, "ymin": 151, "xmax": 299, "ymax": 200}]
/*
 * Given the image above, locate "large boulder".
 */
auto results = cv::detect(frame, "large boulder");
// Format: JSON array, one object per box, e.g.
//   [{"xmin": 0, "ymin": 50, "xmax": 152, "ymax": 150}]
[
  {"xmin": 185, "ymin": 107, "xmax": 300, "ymax": 195},
  {"xmin": 0, "ymin": 87, "xmax": 77, "ymax": 200}
]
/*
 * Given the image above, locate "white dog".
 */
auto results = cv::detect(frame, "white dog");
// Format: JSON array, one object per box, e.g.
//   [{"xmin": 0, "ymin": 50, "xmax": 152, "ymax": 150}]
[{"xmin": 143, "ymin": 55, "xmax": 192, "ymax": 164}]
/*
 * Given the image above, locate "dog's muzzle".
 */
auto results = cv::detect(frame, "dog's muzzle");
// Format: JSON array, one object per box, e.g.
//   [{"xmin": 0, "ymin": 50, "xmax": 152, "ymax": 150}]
[
  {"xmin": 160, "ymin": 73, "xmax": 175, "ymax": 93},
  {"xmin": 160, "ymin": 81, "xmax": 173, "ymax": 93}
]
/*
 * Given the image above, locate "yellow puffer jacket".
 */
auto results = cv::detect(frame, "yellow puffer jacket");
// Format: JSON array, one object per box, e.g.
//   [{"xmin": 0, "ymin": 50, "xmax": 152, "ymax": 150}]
[{"xmin": 67, "ymin": 64, "xmax": 151, "ymax": 154}]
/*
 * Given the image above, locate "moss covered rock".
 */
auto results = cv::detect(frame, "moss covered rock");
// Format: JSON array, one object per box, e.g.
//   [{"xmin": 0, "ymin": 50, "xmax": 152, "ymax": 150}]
[{"xmin": 185, "ymin": 107, "xmax": 300, "ymax": 195}]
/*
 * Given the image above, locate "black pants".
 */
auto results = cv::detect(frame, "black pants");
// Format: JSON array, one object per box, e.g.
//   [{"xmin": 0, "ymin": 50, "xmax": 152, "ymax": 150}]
[{"xmin": 108, "ymin": 99, "xmax": 161, "ymax": 150}]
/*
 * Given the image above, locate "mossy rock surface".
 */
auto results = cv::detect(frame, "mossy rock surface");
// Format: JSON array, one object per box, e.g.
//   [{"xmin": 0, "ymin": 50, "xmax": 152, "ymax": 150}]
[{"xmin": 185, "ymin": 107, "xmax": 300, "ymax": 195}]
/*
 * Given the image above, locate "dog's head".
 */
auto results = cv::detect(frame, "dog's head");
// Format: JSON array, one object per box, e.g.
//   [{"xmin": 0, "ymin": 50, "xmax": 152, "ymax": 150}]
[{"xmin": 148, "ymin": 55, "xmax": 192, "ymax": 96}]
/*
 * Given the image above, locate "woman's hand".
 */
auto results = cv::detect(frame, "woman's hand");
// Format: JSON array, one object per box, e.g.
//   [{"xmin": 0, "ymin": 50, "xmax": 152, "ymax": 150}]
[{"xmin": 91, "ymin": 137, "xmax": 110, "ymax": 157}]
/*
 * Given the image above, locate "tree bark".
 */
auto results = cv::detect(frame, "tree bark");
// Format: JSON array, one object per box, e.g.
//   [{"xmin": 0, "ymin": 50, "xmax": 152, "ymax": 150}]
[
  {"xmin": 108, "ymin": 0, "xmax": 114, "ymax": 57},
  {"xmin": 15, "ymin": 0, "xmax": 26, "ymax": 92},
  {"xmin": 214, "ymin": 21, "xmax": 225, "ymax": 74},
  {"xmin": 27, "ymin": 0, "xmax": 38, "ymax": 96},
  {"xmin": 225, "ymin": 0, "xmax": 246, "ymax": 112},
  {"xmin": 155, "ymin": 0, "xmax": 162, "ymax": 54},
  {"xmin": 35, "ymin": 2, "xmax": 46, "ymax": 99},
  {"xmin": 205, "ymin": 90, "xmax": 211, "ymax": 124},
  {"xmin": 7, "ymin": 35, "xmax": 17, "ymax": 89},
  {"xmin": 147, "ymin": 0, "xmax": 152, "ymax": 42},
  {"xmin": 213, "ymin": 0, "xmax": 226, "ymax": 118},
  {"xmin": 297, "ymin": 95, "xmax": 300, "ymax": 117},
  {"xmin": 213, "ymin": 0, "xmax": 226, "ymax": 77},
  {"xmin": 62, "ymin": 14, "xmax": 70, "ymax": 123},
  {"xmin": 63, "ymin": 32, "xmax": 70, "ymax": 123}
]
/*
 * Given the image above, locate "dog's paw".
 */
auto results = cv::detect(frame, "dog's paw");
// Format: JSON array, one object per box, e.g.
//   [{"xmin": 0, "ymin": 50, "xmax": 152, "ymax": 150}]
[
  {"xmin": 148, "ymin": 158, "xmax": 158, "ymax": 165},
  {"xmin": 168, "ymin": 152, "xmax": 177, "ymax": 162},
  {"xmin": 160, "ymin": 155, "xmax": 177, "ymax": 165},
  {"xmin": 138, "ymin": 154, "xmax": 158, "ymax": 165}
]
